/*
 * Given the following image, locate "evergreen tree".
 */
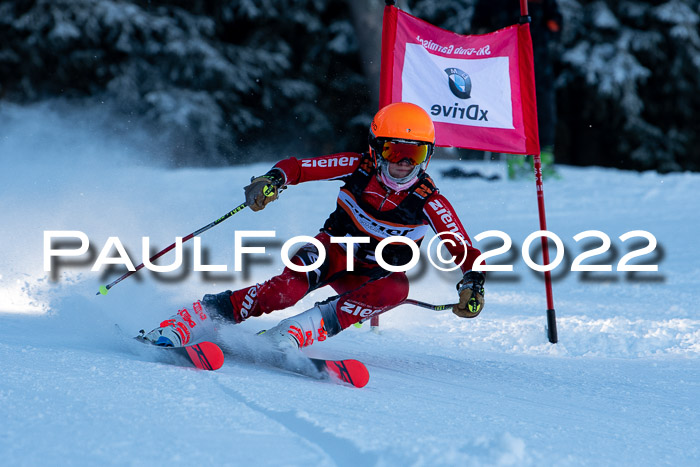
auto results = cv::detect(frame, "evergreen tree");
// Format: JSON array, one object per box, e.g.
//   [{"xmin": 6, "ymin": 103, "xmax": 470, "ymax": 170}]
[
  {"xmin": 1, "ymin": 0, "xmax": 698, "ymax": 171},
  {"xmin": 0, "ymin": 0, "xmax": 371, "ymax": 165},
  {"xmin": 554, "ymin": 0, "xmax": 700, "ymax": 172},
  {"xmin": 409, "ymin": 0, "xmax": 700, "ymax": 172}
]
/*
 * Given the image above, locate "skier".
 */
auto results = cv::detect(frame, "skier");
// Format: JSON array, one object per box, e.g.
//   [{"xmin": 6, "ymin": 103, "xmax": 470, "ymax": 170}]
[{"xmin": 144, "ymin": 102, "xmax": 486, "ymax": 351}]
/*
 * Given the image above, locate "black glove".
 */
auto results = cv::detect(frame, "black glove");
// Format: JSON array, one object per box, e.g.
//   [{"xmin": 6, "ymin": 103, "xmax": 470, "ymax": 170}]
[
  {"xmin": 453, "ymin": 271, "xmax": 485, "ymax": 318},
  {"xmin": 244, "ymin": 168, "xmax": 285, "ymax": 212}
]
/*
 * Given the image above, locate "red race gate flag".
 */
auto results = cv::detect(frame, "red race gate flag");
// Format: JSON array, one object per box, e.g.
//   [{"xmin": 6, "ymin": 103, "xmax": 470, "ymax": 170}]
[
  {"xmin": 379, "ymin": 5, "xmax": 540, "ymax": 155},
  {"xmin": 374, "ymin": 3, "xmax": 558, "ymax": 345}
]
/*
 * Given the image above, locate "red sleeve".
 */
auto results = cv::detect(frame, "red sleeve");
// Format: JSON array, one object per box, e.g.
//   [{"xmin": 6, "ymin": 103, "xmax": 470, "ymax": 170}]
[
  {"xmin": 423, "ymin": 193, "xmax": 482, "ymax": 273},
  {"xmin": 273, "ymin": 153, "xmax": 363, "ymax": 185}
]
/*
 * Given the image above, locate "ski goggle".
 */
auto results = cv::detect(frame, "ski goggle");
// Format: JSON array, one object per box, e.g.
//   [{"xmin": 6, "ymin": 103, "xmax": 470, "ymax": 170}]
[{"xmin": 379, "ymin": 140, "xmax": 431, "ymax": 166}]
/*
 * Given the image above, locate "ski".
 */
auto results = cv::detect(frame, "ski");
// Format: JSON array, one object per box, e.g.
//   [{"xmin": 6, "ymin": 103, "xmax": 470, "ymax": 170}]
[
  {"xmin": 253, "ymin": 348, "xmax": 369, "ymax": 388},
  {"xmin": 309, "ymin": 358, "xmax": 370, "ymax": 388},
  {"xmin": 120, "ymin": 326, "xmax": 366, "ymax": 384},
  {"xmin": 180, "ymin": 341, "xmax": 225, "ymax": 371},
  {"xmin": 133, "ymin": 335, "xmax": 225, "ymax": 371}
]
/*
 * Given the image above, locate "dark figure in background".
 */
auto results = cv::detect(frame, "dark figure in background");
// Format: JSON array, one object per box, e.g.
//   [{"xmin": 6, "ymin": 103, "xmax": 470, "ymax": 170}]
[{"xmin": 472, "ymin": 0, "xmax": 562, "ymax": 179}]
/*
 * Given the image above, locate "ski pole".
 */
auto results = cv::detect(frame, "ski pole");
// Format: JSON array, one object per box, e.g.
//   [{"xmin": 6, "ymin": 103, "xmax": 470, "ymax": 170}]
[
  {"xmin": 401, "ymin": 298, "xmax": 456, "ymax": 311},
  {"xmin": 356, "ymin": 299, "xmax": 456, "ymax": 329},
  {"xmin": 96, "ymin": 183, "xmax": 281, "ymax": 296},
  {"xmin": 96, "ymin": 201, "xmax": 249, "ymax": 295},
  {"xmin": 374, "ymin": 298, "xmax": 456, "ymax": 315}
]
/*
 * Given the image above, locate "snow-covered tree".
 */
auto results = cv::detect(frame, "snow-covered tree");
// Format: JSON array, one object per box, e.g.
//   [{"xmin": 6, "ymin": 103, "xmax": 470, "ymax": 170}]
[
  {"xmin": 555, "ymin": 0, "xmax": 700, "ymax": 171},
  {"xmin": 409, "ymin": 0, "xmax": 700, "ymax": 172},
  {"xmin": 1, "ymin": 0, "xmax": 698, "ymax": 171},
  {"xmin": 0, "ymin": 0, "xmax": 370, "ymax": 165}
]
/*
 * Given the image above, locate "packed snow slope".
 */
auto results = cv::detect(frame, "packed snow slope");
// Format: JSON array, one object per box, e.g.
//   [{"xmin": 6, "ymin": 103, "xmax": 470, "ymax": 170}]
[{"xmin": 1, "ymin": 104, "xmax": 699, "ymax": 466}]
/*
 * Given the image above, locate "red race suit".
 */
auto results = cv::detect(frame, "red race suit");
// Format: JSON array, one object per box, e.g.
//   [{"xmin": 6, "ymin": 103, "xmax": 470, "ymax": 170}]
[{"xmin": 223, "ymin": 152, "xmax": 482, "ymax": 331}]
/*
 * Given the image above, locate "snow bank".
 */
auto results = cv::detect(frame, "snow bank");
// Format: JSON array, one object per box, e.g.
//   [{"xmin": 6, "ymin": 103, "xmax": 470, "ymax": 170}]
[{"xmin": 1, "ymin": 103, "xmax": 699, "ymax": 465}]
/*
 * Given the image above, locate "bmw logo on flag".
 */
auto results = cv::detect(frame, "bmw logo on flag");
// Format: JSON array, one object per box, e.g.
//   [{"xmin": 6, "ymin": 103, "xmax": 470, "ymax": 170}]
[{"xmin": 444, "ymin": 68, "xmax": 472, "ymax": 99}]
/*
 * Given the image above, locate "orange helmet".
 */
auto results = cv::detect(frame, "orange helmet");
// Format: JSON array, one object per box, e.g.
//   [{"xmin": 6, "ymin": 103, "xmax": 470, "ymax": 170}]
[
  {"xmin": 368, "ymin": 102, "xmax": 436, "ymax": 190},
  {"xmin": 370, "ymin": 102, "xmax": 436, "ymax": 144}
]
